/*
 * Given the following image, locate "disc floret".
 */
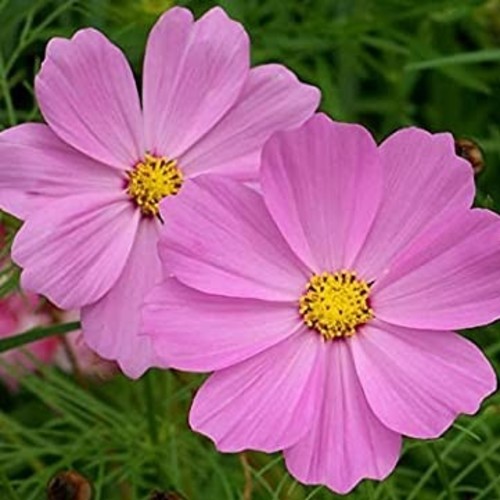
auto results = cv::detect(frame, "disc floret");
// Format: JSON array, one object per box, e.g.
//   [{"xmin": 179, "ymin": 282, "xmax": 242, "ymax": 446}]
[
  {"xmin": 299, "ymin": 270, "xmax": 373, "ymax": 339},
  {"xmin": 127, "ymin": 154, "xmax": 183, "ymax": 216}
]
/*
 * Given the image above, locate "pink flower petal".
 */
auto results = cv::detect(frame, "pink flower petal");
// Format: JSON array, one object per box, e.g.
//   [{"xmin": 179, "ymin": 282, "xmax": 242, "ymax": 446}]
[
  {"xmin": 144, "ymin": 278, "xmax": 302, "ymax": 372},
  {"xmin": 354, "ymin": 128, "xmax": 474, "ymax": 280},
  {"xmin": 36, "ymin": 28, "xmax": 144, "ymax": 169},
  {"xmin": 372, "ymin": 209, "xmax": 500, "ymax": 330},
  {"xmin": 189, "ymin": 330, "xmax": 322, "ymax": 452},
  {"xmin": 0, "ymin": 302, "xmax": 17, "ymax": 334},
  {"xmin": 284, "ymin": 340, "xmax": 401, "ymax": 494},
  {"xmin": 28, "ymin": 336, "xmax": 60, "ymax": 364},
  {"xmin": 143, "ymin": 7, "xmax": 249, "ymax": 158},
  {"xmin": 0, "ymin": 124, "xmax": 123, "ymax": 219},
  {"xmin": 180, "ymin": 64, "xmax": 320, "ymax": 180},
  {"xmin": 351, "ymin": 321, "xmax": 496, "ymax": 438},
  {"xmin": 261, "ymin": 114, "xmax": 382, "ymax": 272},
  {"xmin": 159, "ymin": 175, "xmax": 309, "ymax": 301},
  {"xmin": 12, "ymin": 193, "xmax": 139, "ymax": 310},
  {"xmin": 81, "ymin": 218, "xmax": 164, "ymax": 379}
]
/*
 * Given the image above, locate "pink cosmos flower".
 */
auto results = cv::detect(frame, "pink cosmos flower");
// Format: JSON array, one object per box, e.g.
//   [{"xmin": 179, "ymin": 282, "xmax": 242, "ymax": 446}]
[
  {"xmin": 0, "ymin": 7, "xmax": 319, "ymax": 377},
  {"xmin": 143, "ymin": 114, "xmax": 499, "ymax": 493},
  {"xmin": 0, "ymin": 293, "xmax": 59, "ymax": 391}
]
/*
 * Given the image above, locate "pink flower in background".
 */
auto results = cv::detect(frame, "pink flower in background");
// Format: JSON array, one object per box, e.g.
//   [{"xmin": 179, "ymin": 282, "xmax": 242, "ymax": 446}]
[
  {"xmin": 0, "ymin": 293, "xmax": 58, "ymax": 391},
  {"xmin": 143, "ymin": 114, "xmax": 499, "ymax": 493},
  {"xmin": 58, "ymin": 331, "xmax": 119, "ymax": 381},
  {"xmin": 0, "ymin": 295, "xmax": 115, "ymax": 388},
  {"xmin": 0, "ymin": 7, "xmax": 319, "ymax": 377}
]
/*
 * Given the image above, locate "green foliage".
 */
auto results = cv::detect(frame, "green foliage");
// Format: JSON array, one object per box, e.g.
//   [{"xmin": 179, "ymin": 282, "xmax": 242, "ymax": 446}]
[{"xmin": 0, "ymin": 0, "xmax": 499, "ymax": 498}]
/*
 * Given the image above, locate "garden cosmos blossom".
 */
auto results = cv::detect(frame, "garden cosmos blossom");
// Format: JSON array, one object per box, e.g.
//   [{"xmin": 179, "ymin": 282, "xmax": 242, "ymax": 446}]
[
  {"xmin": 0, "ymin": 7, "xmax": 319, "ymax": 377},
  {"xmin": 143, "ymin": 114, "xmax": 499, "ymax": 493}
]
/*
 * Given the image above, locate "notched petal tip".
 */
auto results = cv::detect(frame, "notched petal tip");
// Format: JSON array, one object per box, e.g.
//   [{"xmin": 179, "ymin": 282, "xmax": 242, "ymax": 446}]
[
  {"xmin": 352, "ymin": 323, "xmax": 497, "ymax": 440},
  {"xmin": 202, "ymin": 5, "xmax": 247, "ymax": 33},
  {"xmin": 151, "ymin": 5, "xmax": 194, "ymax": 34},
  {"xmin": 283, "ymin": 341, "xmax": 401, "ymax": 495},
  {"xmin": 36, "ymin": 22, "xmax": 144, "ymax": 169}
]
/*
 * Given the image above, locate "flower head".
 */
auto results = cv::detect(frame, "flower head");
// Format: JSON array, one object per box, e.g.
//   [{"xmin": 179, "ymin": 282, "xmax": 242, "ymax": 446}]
[
  {"xmin": 0, "ymin": 7, "xmax": 319, "ymax": 377},
  {"xmin": 143, "ymin": 114, "xmax": 499, "ymax": 493}
]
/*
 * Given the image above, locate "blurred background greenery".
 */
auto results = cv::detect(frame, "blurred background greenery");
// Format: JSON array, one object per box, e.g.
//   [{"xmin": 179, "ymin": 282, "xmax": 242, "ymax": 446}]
[{"xmin": 0, "ymin": 0, "xmax": 500, "ymax": 499}]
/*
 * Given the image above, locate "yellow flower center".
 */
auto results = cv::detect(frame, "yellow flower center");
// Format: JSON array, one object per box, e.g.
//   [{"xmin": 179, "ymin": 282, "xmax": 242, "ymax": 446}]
[
  {"xmin": 299, "ymin": 271, "xmax": 373, "ymax": 339},
  {"xmin": 127, "ymin": 154, "xmax": 183, "ymax": 216}
]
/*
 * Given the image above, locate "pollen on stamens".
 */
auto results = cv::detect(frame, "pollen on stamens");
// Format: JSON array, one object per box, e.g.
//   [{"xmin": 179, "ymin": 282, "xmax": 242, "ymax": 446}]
[
  {"xmin": 127, "ymin": 154, "xmax": 183, "ymax": 217},
  {"xmin": 299, "ymin": 270, "xmax": 373, "ymax": 340}
]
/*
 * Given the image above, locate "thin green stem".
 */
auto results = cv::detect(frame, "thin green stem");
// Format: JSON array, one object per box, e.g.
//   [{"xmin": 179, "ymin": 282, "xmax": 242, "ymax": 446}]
[
  {"xmin": 0, "ymin": 322, "xmax": 80, "ymax": 354},
  {"xmin": 430, "ymin": 443, "xmax": 455, "ymax": 500},
  {"xmin": 144, "ymin": 372, "xmax": 159, "ymax": 445},
  {"xmin": 0, "ymin": 53, "xmax": 16, "ymax": 126},
  {"xmin": 0, "ymin": 469, "xmax": 20, "ymax": 500},
  {"xmin": 143, "ymin": 371, "xmax": 169, "ymax": 489}
]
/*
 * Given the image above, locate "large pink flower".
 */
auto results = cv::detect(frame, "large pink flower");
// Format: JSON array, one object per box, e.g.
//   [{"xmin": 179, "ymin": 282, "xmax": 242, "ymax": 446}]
[
  {"xmin": 0, "ymin": 7, "xmax": 319, "ymax": 377},
  {"xmin": 143, "ymin": 114, "xmax": 499, "ymax": 493}
]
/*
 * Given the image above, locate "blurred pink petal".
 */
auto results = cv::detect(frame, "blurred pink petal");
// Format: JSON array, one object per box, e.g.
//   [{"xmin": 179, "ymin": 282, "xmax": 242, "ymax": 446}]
[
  {"xmin": 61, "ymin": 331, "xmax": 118, "ymax": 380},
  {"xmin": 0, "ymin": 293, "xmax": 58, "ymax": 391}
]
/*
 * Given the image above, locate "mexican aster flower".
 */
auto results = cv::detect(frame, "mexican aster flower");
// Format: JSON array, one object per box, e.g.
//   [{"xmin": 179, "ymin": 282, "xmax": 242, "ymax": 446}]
[
  {"xmin": 143, "ymin": 114, "xmax": 499, "ymax": 493},
  {"xmin": 0, "ymin": 7, "xmax": 319, "ymax": 377},
  {"xmin": 0, "ymin": 293, "xmax": 59, "ymax": 391}
]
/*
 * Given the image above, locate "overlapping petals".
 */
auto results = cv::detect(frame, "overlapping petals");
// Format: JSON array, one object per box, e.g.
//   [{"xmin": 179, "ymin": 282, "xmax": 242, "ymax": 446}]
[
  {"xmin": 354, "ymin": 128, "xmax": 475, "ymax": 279},
  {"xmin": 144, "ymin": 279, "xmax": 302, "ymax": 372},
  {"xmin": 159, "ymin": 175, "xmax": 309, "ymax": 301},
  {"xmin": 81, "ymin": 219, "xmax": 163, "ymax": 378},
  {"xmin": 285, "ymin": 341, "xmax": 402, "ymax": 494},
  {"xmin": 181, "ymin": 64, "xmax": 321, "ymax": 180}
]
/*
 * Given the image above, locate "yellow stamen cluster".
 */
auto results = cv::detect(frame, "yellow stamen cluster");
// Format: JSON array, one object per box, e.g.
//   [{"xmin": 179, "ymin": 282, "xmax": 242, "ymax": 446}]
[
  {"xmin": 299, "ymin": 271, "xmax": 373, "ymax": 339},
  {"xmin": 127, "ymin": 154, "xmax": 183, "ymax": 216}
]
